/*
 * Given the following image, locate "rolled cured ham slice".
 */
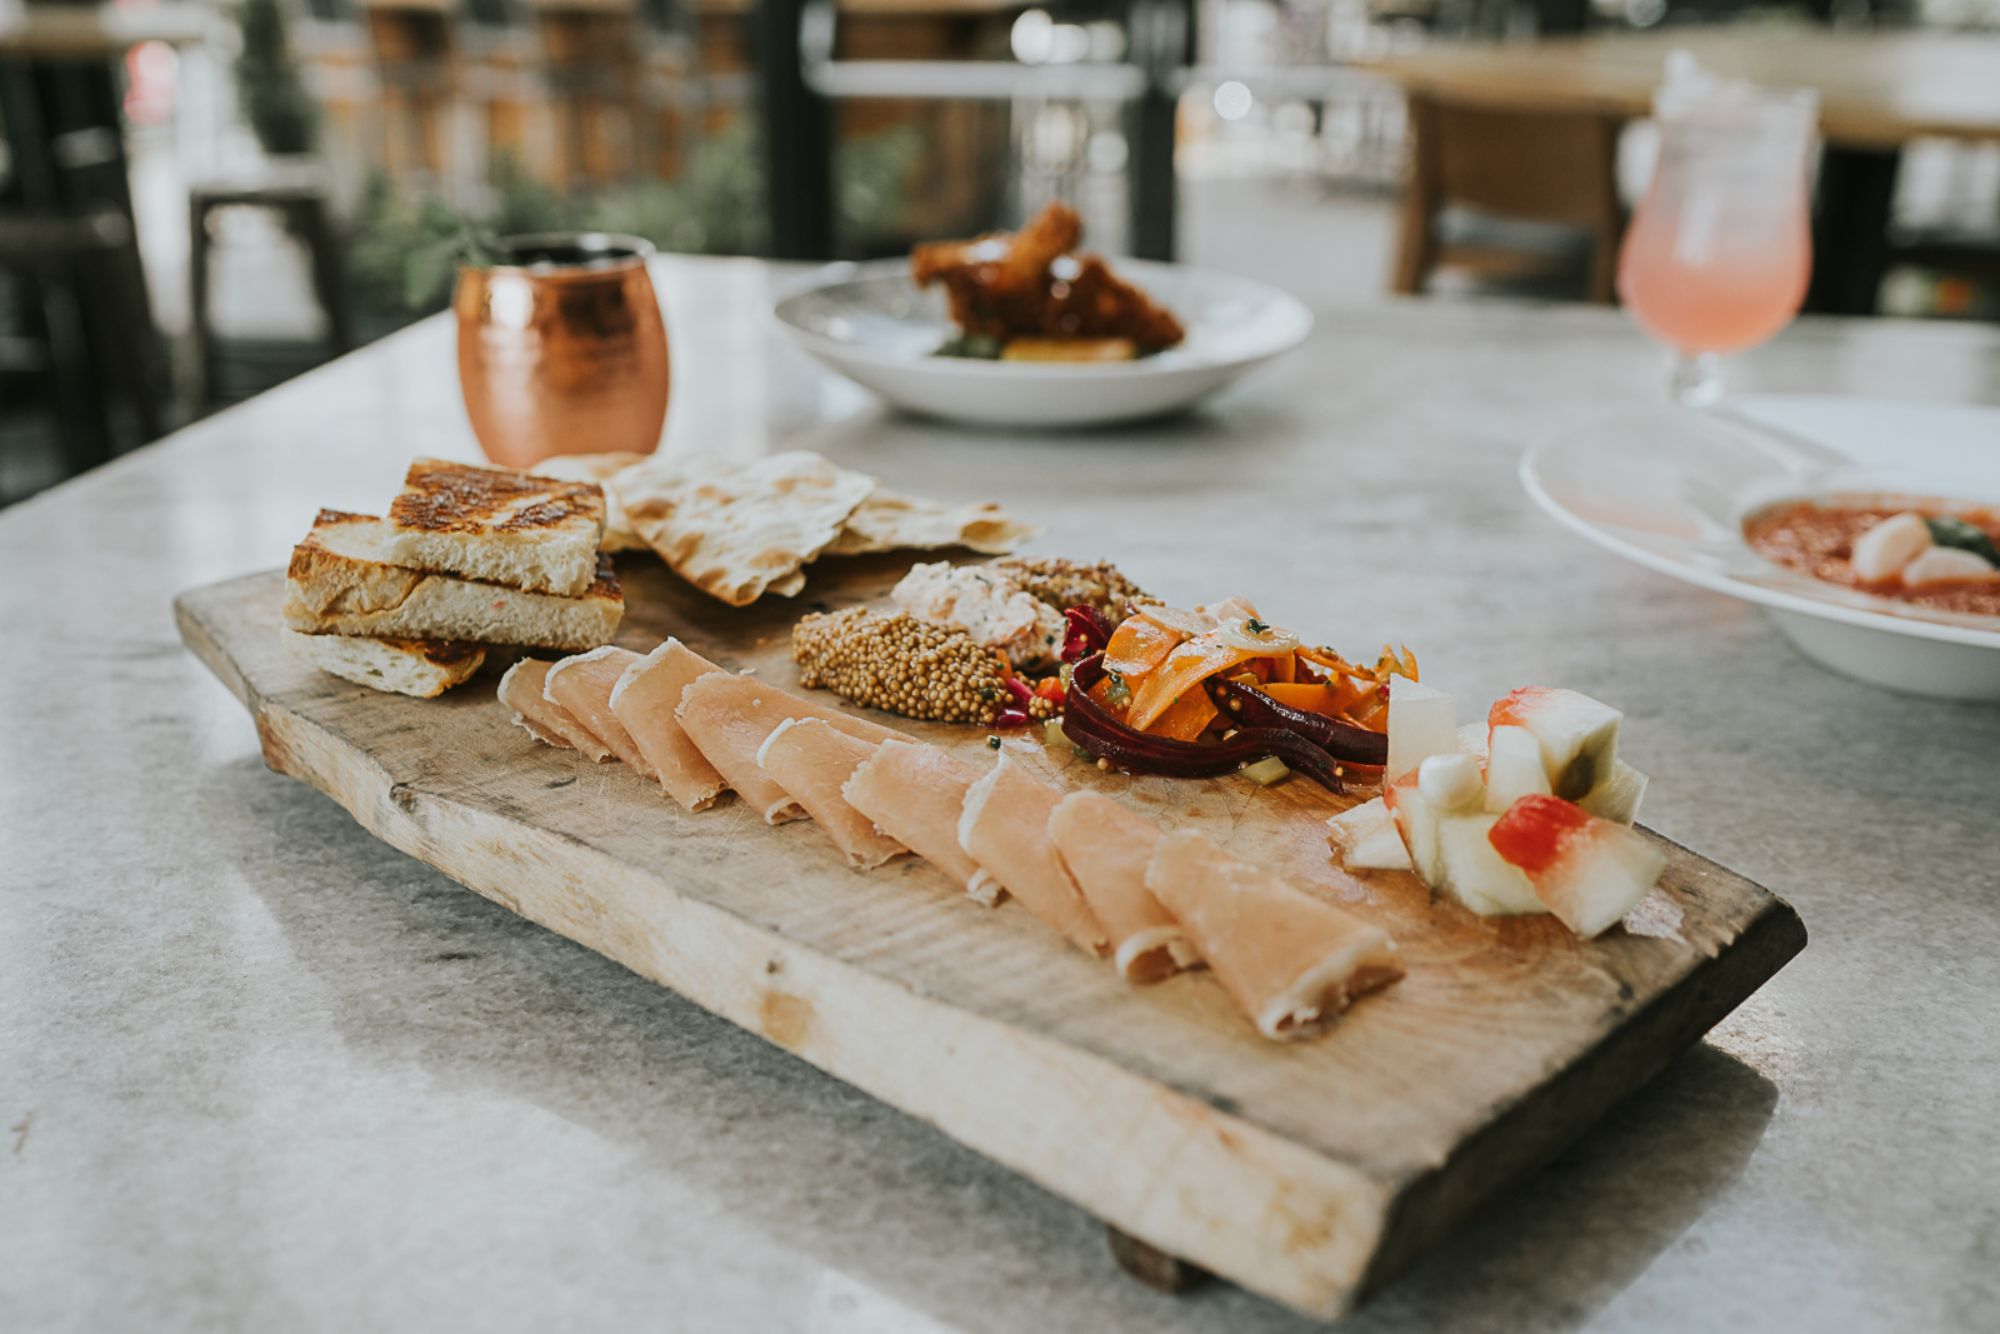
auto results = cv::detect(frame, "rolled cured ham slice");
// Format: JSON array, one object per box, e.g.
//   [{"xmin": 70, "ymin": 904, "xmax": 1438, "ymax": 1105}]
[
  {"xmin": 842, "ymin": 740, "xmax": 998, "ymax": 903},
  {"xmin": 1048, "ymin": 792, "xmax": 1198, "ymax": 984},
  {"xmin": 756, "ymin": 719, "xmax": 905, "ymax": 869},
  {"xmin": 610, "ymin": 639, "xmax": 727, "ymax": 810},
  {"xmin": 1144, "ymin": 830, "xmax": 1402, "ymax": 1040},
  {"xmin": 499, "ymin": 658, "xmax": 613, "ymax": 762},
  {"xmin": 545, "ymin": 646, "xmax": 656, "ymax": 778},
  {"xmin": 676, "ymin": 672, "xmax": 904, "ymax": 824},
  {"xmin": 957, "ymin": 753, "xmax": 1107, "ymax": 956}
]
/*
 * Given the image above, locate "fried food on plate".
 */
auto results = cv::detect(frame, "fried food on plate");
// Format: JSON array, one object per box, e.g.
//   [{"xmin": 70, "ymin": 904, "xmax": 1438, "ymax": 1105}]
[{"xmin": 913, "ymin": 202, "xmax": 1185, "ymax": 354}]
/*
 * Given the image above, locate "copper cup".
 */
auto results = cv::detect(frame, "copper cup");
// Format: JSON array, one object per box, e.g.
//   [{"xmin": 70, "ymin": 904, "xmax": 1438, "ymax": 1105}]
[{"xmin": 455, "ymin": 233, "xmax": 670, "ymax": 470}]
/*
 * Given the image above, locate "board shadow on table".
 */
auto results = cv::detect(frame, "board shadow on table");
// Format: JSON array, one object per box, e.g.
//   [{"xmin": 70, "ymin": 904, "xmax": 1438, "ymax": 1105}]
[{"xmin": 206, "ymin": 753, "xmax": 1781, "ymax": 1333}]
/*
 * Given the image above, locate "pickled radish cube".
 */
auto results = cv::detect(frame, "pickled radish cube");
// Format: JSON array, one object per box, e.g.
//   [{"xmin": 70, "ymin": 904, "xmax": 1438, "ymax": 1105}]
[
  {"xmin": 1383, "ymin": 775, "xmax": 1446, "ymax": 888},
  {"xmin": 1455, "ymin": 720, "xmax": 1490, "ymax": 762},
  {"xmin": 1437, "ymin": 813, "xmax": 1544, "ymax": 916},
  {"xmin": 1902, "ymin": 546, "xmax": 1999, "ymax": 587},
  {"xmin": 1579, "ymin": 760, "xmax": 1648, "ymax": 825},
  {"xmin": 1488, "ymin": 794, "xmax": 1665, "ymax": 939},
  {"xmin": 1386, "ymin": 678, "xmax": 1456, "ymax": 784},
  {"xmin": 1417, "ymin": 751, "xmax": 1483, "ymax": 814},
  {"xmin": 1488, "ymin": 687, "xmax": 1621, "ymax": 801},
  {"xmin": 1484, "ymin": 724, "xmax": 1551, "ymax": 813},
  {"xmin": 1326, "ymin": 797, "xmax": 1412, "ymax": 872},
  {"xmin": 1849, "ymin": 511, "xmax": 1931, "ymax": 583}
]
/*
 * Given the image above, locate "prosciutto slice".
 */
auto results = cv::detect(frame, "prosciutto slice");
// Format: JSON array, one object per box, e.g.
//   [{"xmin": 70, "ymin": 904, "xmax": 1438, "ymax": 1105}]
[
  {"xmin": 499, "ymin": 658, "xmax": 613, "ymax": 762},
  {"xmin": 1144, "ymin": 829, "xmax": 1402, "ymax": 1040},
  {"xmin": 676, "ymin": 672, "xmax": 903, "ymax": 824},
  {"xmin": 1048, "ymin": 792, "xmax": 1198, "ymax": 984},
  {"xmin": 545, "ymin": 646, "xmax": 655, "ymax": 778},
  {"xmin": 757, "ymin": 720, "xmax": 905, "ymax": 869},
  {"xmin": 956, "ymin": 753, "xmax": 1107, "ymax": 955},
  {"xmin": 842, "ymin": 740, "xmax": 997, "ymax": 903},
  {"xmin": 610, "ymin": 639, "xmax": 728, "ymax": 810}
]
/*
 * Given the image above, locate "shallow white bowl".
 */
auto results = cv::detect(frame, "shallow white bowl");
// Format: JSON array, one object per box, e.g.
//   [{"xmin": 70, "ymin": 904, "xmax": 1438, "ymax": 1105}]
[
  {"xmin": 1521, "ymin": 395, "xmax": 2000, "ymax": 700},
  {"xmin": 771, "ymin": 258, "xmax": 1312, "ymax": 428}
]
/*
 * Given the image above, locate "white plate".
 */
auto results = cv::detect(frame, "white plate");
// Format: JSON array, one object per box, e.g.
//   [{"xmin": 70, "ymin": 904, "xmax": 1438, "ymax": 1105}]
[
  {"xmin": 1521, "ymin": 394, "xmax": 2000, "ymax": 700},
  {"xmin": 771, "ymin": 258, "xmax": 1312, "ymax": 428}
]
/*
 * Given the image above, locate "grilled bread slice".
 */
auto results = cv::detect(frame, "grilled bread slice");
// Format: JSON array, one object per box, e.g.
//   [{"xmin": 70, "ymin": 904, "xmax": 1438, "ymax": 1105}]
[
  {"xmin": 284, "ymin": 510, "xmax": 622, "ymax": 650},
  {"xmin": 286, "ymin": 630, "xmax": 487, "ymax": 698},
  {"xmin": 380, "ymin": 457, "xmax": 607, "ymax": 596},
  {"xmin": 530, "ymin": 453, "xmax": 647, "ymax": 553}
]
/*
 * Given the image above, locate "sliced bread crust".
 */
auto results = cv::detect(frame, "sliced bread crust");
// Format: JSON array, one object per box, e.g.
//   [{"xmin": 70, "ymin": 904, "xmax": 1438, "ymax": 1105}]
[
  {"xmin": 285, "ymin": 510, "xmax": 622, "ymax": 650},
  {"xmin": 380, "ymin": 458, "xmax": 606, "ymax": 596},
  {"xmin": 286, "ymin": 630, "xmax": 486, "ymax": 698}
]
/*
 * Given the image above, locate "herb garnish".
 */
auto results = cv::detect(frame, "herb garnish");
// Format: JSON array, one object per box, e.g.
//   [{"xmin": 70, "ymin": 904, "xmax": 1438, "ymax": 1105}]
[{"xmin": 1925, "ymin": 516, "xmax": 2000, "ymax": 567}]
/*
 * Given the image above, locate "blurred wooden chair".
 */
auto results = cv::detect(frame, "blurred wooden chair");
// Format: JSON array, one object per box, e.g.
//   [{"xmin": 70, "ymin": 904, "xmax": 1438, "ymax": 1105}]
[
  {"xmin": 1392, "ymin": 91, "xmax": 1624, "ymax": 303},
  {"xmin": 188, "ymin": 161, "xmax": 353, "ymax": 408},
  {"xmin": 0, "ymin": 128, "xmax": 165, "ymax": 475}
]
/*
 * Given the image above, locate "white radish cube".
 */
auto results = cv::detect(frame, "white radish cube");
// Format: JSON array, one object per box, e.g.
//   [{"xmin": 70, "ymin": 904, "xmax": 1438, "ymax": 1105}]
[
  {"xmin": 1850, "ymin": 511, "xmax": 1931, "ymax": 583},
  {"xmin": 1489, "ymin": 686, "xmax": 1621, "ymax": 802},
  {"xmin": 1326, "ymin": 797, "xmax": 1411, "ymax": 871},
  {"xmin": 1484, "ymin": 724, "xmax": 1552, "ymax": 813},
  {"xmin": 1418, "ymin": 752, "xmax": 1483, "ymax": 814},
  {"xmin": 1579, "ymin": 760, "xmax": 1648, "ymax": 825},
  {"xmin": 1383, "ymin": 779, "xmax": 1446, "ymax": 888},
  {"xmin": 1488, "ymin": 794, "xmax": 1666, "ymax": 939},
  {"xmin": 1902, "ymin": 546, "xmax": 1998, "ymax": 587},
  {"xmin": 1455, "ymin": 721, "xmax": 1490, "ymax": 762},
  {"xmin": 1437, "ymin": 813, "xmax": 1545, "ymax": 915},
  {"xmin": 1386, "ymin": 678, "xmax": 1456, "ymax": 785}
]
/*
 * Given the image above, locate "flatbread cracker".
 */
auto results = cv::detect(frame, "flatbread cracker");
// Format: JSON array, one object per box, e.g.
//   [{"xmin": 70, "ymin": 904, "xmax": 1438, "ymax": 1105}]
[
  {"xmin": 825, "ymin": 491, "xmax": 1038, "ymax": 556},
  {"xmin": 530, "ymin": 452, "xmax": 648, "ymax": 552},
  {"xmin": 615, "ymin": 451, "xmax": 876, "ymax": 606}
]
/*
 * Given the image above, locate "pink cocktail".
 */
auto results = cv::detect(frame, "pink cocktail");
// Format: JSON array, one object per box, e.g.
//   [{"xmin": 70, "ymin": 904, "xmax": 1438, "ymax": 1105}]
[{"xmin": 1617, "ymin": 65, "xmax": 1817, "ymax": 405}]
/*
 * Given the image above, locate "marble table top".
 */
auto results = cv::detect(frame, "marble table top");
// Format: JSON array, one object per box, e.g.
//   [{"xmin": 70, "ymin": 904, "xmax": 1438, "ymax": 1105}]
[{"xmin": 5, "ymin": 256, "xmax": 1997, "ymax": 1333}]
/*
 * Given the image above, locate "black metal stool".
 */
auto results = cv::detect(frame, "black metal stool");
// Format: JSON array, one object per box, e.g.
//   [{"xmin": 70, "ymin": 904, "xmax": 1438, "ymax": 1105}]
[{"xmin": 188, "ymin": 160, "xmax": 353, "ymax": 408}]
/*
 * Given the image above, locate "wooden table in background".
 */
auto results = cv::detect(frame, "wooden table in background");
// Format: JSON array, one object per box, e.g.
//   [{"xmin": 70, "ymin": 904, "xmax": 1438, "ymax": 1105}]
[{"xmin": 1362, "ymin": 27, "xmax": 2000, "ymax": 315}]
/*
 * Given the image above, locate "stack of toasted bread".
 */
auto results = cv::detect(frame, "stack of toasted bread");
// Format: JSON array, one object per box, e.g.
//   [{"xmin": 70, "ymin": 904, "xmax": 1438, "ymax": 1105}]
[{"xmin": 282, "ymin": 458, "xmax": 625, "ymax": 697}]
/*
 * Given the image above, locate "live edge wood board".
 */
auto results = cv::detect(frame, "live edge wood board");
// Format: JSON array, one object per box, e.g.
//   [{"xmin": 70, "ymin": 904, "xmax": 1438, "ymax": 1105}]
[{"xmin": 176, "ymin": 557, "xmax": 1806, "ymax": 1321}]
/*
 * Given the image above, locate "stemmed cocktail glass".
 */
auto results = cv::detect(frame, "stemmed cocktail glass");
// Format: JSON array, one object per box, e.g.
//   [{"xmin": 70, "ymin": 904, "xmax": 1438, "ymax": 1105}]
[{"xmin": 1618, "ymin": 62, "xmax": 1818, "ymax": 407}]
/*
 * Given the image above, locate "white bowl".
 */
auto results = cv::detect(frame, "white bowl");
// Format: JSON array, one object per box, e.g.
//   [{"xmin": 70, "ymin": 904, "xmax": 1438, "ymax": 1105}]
[
  {"xmin": 771, "ymin": 258, "xmax": 1312, "ymax": 428},
  {"xmin": 1521, "ymin": 395, "xmax": 2000, "ymax": 700}
]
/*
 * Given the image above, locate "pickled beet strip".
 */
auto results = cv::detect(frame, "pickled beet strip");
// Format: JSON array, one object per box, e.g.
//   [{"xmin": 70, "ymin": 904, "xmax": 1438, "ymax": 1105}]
[
  {"xmin": 1061, "ymin": 606, "xmax": 1111, "ymax": 664},
  {"xmin": 1062, "ymin": 654, "xmax": 1344, "ymax": 792},
  {"xmin": 1205, "ymin": 677, "xmax": 1388, "ymax": 766}
]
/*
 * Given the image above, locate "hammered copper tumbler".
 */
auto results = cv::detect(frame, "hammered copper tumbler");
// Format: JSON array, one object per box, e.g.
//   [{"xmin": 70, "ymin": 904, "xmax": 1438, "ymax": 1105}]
[{"xmin": 455, "ymin": 233, "xmax": 670, "ymax": 469}]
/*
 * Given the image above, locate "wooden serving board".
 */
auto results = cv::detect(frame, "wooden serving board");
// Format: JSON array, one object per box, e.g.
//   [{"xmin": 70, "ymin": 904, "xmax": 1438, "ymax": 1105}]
[{"xmin": 176, "ymin": 558, "xmax": 1806, "ymax": 1321}]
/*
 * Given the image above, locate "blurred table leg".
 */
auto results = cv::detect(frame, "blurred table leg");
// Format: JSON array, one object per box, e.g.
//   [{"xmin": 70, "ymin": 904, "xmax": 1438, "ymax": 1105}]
[
  {"xmin": 1807, "ymin": 144, "xmax": 1899, "ymax": 317},
  {"xmin": 757, "ymin": 0, "xmax": 833, "ymax": 260},
  {"xmin": 1126, "ymin": 0, "xmax": 1190, "ymax": 262}
]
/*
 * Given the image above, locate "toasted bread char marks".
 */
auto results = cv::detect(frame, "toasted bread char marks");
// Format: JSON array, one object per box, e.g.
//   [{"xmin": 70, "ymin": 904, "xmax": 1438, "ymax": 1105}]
[
  {"xmin": 286, "ymin": 630, "xmax": 486, "ymax": 698},
  {"xmin": 283, "ymin": 510, "xmax": 621, "ymax": 650},
  {"xmin": 530, "ymin": 452, "xmax": 648, "ymax": 552},
  {"xmin": 499, "ymin": 658, "xmax": 614, "ymax": 761},
  {"xmin": 609, "ymin": 639, "xmax": 728, "ymax": 810},
  {"xmin": 1048, "ymin": 792, "xmax": 1198, "ymax": 984},
  {"xmin": 1144, "ymin": 830, "xmax": 1402, "ymax": 1040},
  {"xmin": 756, "ymin": 720, "xmax": 906, "ymax": 869},
  {"xmin": 676, "ymin": 672, "xmax": 904, "ymax": 824},
  {"xmin": 842, "ymin": 740, "xmax": 998, "ymax": 902},
  {"xmin": 956, "ymin": 753, "xmax": 1108, "ymax": 955},
  {"xmin": 382, "ymin": 458, "xmax": 607, "ymax": 597},
  {"xmin": 545, "ymin": 647, "xmax": 656, "ymax": 778}
]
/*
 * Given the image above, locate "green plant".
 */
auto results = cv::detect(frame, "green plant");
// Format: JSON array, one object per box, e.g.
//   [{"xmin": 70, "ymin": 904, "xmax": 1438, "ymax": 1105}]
[
  {"xmin": 343, "ymin": 124, "xmax": 922, "ymax": 314},
  {"xmin": 234, "ymin": 0, "xmax": 316, "ymax": 156}
]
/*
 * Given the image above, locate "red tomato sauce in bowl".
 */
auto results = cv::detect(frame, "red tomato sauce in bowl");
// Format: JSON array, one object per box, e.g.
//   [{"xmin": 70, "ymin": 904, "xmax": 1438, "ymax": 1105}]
[{"xmin": 1743, "ymin": 496, "xmax": 2000, "ymax": 619}]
